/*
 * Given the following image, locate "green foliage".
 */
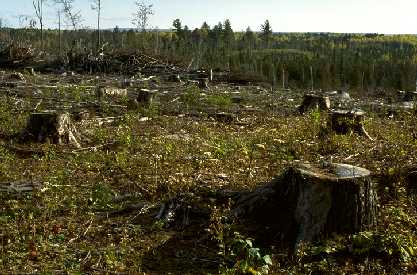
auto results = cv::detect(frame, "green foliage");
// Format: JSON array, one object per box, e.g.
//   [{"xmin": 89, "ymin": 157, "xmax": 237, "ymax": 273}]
[
  {"xmin": 220, "ymin": 232, "xmax": 273, "ymax": 275},
  {"xmin": 90, "ymin": 182, "xmax": 115, "ymax": 210},
  {"xmin": 206, "ymin": 94, "xmax": 232, "ymax": 108},
  {"xmin": 180, "ymin": 85, "xmax": 201, "ymax": 107}
]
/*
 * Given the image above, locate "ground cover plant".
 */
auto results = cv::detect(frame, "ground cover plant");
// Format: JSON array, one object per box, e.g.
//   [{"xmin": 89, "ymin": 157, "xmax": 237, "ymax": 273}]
[{"xmin": 0, "ymin": 68, "xmax": 416, "ymax": 274}]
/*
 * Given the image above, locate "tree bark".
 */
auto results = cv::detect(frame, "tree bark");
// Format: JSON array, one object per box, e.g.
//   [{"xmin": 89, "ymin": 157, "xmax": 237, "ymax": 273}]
[
  {"xmin": 299, "ymin": 94, "xmax": 330, "ymax": 114},
  {"xmin": 329, "ymin": 110, "xmax": 373, "ymax": 140},
  {"xmin": 234, "ymin": 162, "xmax": 378, "ymax": 248},
  {"xmin": 22, "ymin": 112, "xmax": 81, "ymax": 148}
]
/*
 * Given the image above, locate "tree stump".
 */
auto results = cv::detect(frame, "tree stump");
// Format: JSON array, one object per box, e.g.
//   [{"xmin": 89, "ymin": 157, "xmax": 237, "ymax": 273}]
[
  {"xmin": 403, "ymin": 91, "xmax": 417, "ymax": 102},
  {"xmin": 208, "ymin": 112, "xmax": 236, "ymax": 123},
  {"xmin": 137, "ymin": 89, "xmax": 155, "ymax": 107},
  {"xmin": 128, "ymin": 89, "xmax": 155, "ymax": 109},
  {"xmin": 329, "ymin": 110, "xmax": 373, "ymax": 140},
  {"xmin": 23, "ymin": 112, "xmax": 81, "ymax": 148},
  {"xmin": 299, "ymin": 94, "xmax": 330, "ymax": 114},
  {"xmin": 234, "ymin": 162, "xmax": 378, "ymax": 247},
  {"xmin": 8, "ymin": 72, "xmax": 26, "ymax": 82},
  {"xmin": 198, "ymin": 78, "xmax": 209, "ymax": 89}
]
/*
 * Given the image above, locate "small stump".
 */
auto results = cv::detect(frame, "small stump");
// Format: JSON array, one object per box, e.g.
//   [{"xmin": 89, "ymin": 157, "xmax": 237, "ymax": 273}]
[
  {"xmin": 403, "ymin": 91, "xmax": 417, "ymax": 102},
  {"xmin": 329, "ymin": 110, "xmax": 373, "ymax": 140},
  {"xmin": 128, "ymin": 89, "xmax": 155, "ymax": 109},
  {"xmin": 208, "ymin": 112, "xmax": 236, "ymax": 123},
  {"xmin": 299, "ymin": 94, "xmax": 330, "ymax": 114},
  {"xmin": 234, "ymin": 163, "xmax": 378, "ymax": 247},
  {"xmin": 8, "ymin": 72, "xmax": 26, "ymax": 82},
  {"xmin": 137, "ymin": 89, "xmax": 155, "ymax": 107},
  {"xmin": 23, "ymin": 112, "xmax": 81, "ymax": 148},
  {"xmin": 198, "ymin": 78, "xmax": 209, "ymax": 89}
]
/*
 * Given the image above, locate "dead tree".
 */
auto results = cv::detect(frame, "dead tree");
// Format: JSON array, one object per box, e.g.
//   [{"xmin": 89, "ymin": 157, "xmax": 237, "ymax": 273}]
[
  {"xmin": 299, "ymin": 94, "xmax": 330, "ymax": 114},
  {"xmin": 131, "ymin": 0, "xmax": 154, "ymax": 32},
  {"xmin": 33, "ymin": 0, "xmax": 46, "ymax": 51},
  {"xmin": 234, "ymin": 162, "xmax": 378, "ymax": 247},
  {"xmin": 329, "ymin": 110, "xmax": 373, "ymax": 140},
  {"xmin": 22, "ymin": 112, "xmax": 81, "ymax": 148}
]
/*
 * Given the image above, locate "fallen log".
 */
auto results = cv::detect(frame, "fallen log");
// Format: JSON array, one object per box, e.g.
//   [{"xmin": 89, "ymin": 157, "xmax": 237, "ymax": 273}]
[{"xmin": 0, "ymin": 181, "xmax": 41, "ymax": 193}]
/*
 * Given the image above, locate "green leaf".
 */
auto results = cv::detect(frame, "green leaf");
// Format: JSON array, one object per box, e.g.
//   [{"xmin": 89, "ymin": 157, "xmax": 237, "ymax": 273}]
[{"xmin": 263, "ymin": 255, "xmax": 273, "ymax": 265}]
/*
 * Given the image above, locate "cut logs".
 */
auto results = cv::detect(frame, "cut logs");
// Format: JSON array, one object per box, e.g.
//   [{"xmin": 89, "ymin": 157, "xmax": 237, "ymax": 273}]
[
  {"xmin": 234, "ymin": 162, "xmax": 378, "ymax": 247},
  {"xmin": 22, "ymin": 112, "xmax": 81, "ymax": 148},
  {"xmin": 329, "ymin": 110, "xmax": 373, "ymax": 140},
  {"xmin": 299, "ymin": 94, "xmax": 330, "ymax": 114}
]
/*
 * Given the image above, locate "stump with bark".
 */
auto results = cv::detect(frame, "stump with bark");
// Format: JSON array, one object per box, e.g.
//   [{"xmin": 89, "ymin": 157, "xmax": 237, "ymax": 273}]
[
  {"xmin": 329, "ymin": 110, "xmax": 373, "ymax": 140},
  {"xmin": 299, "ymin": 94, "xmax": 330, "ymax": 114},
  {"xmin": 197, "ymin": 78, "xmax": 209, "ymax": 89},
  {"xmin": 403, "ymin": 91, "xmax": 417, "ymax": 102},
  {"xmin": 22, "ymin": 112, "xmax": 81, "ymax": 148},
  {"xmin": 234, "ymin": 162, "xmax": 378, "ymax": 247},
  {"xmin": 128, "ymin": 89, "xmax": 155, "ymax": 109}
]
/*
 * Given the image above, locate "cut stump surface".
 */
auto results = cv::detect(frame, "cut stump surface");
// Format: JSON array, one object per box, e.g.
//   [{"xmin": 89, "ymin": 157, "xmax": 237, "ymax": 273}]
[{"xmin": 234, "ymin": 162, "xmax": 378, "ymax": 247}]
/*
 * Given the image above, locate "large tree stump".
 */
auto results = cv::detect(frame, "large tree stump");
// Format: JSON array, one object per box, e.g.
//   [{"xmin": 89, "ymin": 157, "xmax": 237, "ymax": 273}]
[
  {"xmin": 299, "ymin": 94, "xmax": 330, "ymax": 114},
  {"xmin": 23, "ymin": 112, "xmax": 81, "ymax": 148},
  {"xmin": 234, "ymin": 163, "xmax": 378, "ymax": 247},
  {"xmin": 329, "ymin": 110, "xmax": 373, "ymax": 140}
]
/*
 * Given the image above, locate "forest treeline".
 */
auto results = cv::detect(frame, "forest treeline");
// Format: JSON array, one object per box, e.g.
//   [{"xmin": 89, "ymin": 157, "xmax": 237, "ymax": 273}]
[{"xmin": 1, "ymin": 18, "xmax": 417, "ymax": 91}]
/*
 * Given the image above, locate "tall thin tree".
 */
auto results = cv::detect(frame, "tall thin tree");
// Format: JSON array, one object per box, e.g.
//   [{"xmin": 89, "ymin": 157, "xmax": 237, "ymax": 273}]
[
  {"xmin": 33, "ymin": 0, "xmax": 46, "ymax": 51},
  {"xmin": 91, "ymin": 0, "xmax": 102, "ymax": 50}
]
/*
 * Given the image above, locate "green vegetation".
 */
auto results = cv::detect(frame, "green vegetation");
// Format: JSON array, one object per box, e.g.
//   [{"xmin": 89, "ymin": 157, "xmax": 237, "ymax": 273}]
[{"xmin": 0, "ymin": 72, "xmax": 416, "ymax": 273}]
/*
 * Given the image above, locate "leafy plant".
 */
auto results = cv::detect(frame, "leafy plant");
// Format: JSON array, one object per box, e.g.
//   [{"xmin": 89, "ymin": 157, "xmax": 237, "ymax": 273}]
[{"xmin": 221, "ymin": 232, "xmax": 273, "ymax": 275}]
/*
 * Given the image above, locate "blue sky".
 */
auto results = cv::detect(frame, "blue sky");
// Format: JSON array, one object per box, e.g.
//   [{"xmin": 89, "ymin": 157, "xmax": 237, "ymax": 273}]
[{"xmin": 0, "ymin": 0, "xmax": 416, "ymax": 34}]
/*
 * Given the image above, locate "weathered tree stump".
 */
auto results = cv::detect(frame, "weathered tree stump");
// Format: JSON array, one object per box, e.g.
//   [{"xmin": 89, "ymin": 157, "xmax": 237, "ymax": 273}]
[
  {"xmin": 8, "ymin": 72, "xmax": 26, "ymax": 82},
  {"xmin": 137, "ymin": 89, "xmax": 155, "ymax": 107},
  {"xmin": 329, "ymin": 110, "xmax": 373, "ymax": 140},
  {"xmin": 96, "ymin": 86, "xmax": 128, "ymax": 100},
  {"xmin": 95, "ymin": 85, "xmax": 105, "ymax": 101},
  {"xmin": 208, "ymin": 112, "xmax": 236, "ymax": 123},
  {"xmin": 198, "ymin": 78, "xmax": 209, "ymax": 89},
  {"xmin": 299, "ymin": 94, "xmax": 330, "ymax": 114},
  {"xmin": 403, "ymin": 91, "xmax": 417, "ymax": 102},
  {"xmin": 23, "ymin": 112, "xmax": 81, "ymax": 148},
  {"xmin": 128, "ymin": 89, "xmax": 155, "ymax": 109},
  {"xmin": 234, "ymin": 163, "xmax": 378, "ymax": 247}
]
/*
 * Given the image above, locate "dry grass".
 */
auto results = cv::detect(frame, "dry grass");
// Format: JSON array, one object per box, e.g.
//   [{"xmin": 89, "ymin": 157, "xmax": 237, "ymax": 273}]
[{"xmin": 1, "ymin": 70, "xmax": 416, "ymax": 274}]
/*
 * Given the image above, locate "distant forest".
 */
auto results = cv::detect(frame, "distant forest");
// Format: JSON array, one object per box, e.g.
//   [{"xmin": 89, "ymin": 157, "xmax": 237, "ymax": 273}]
[{"xmin": 1, "ymin": 18, "xmax": 417, "ymax": 92}]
